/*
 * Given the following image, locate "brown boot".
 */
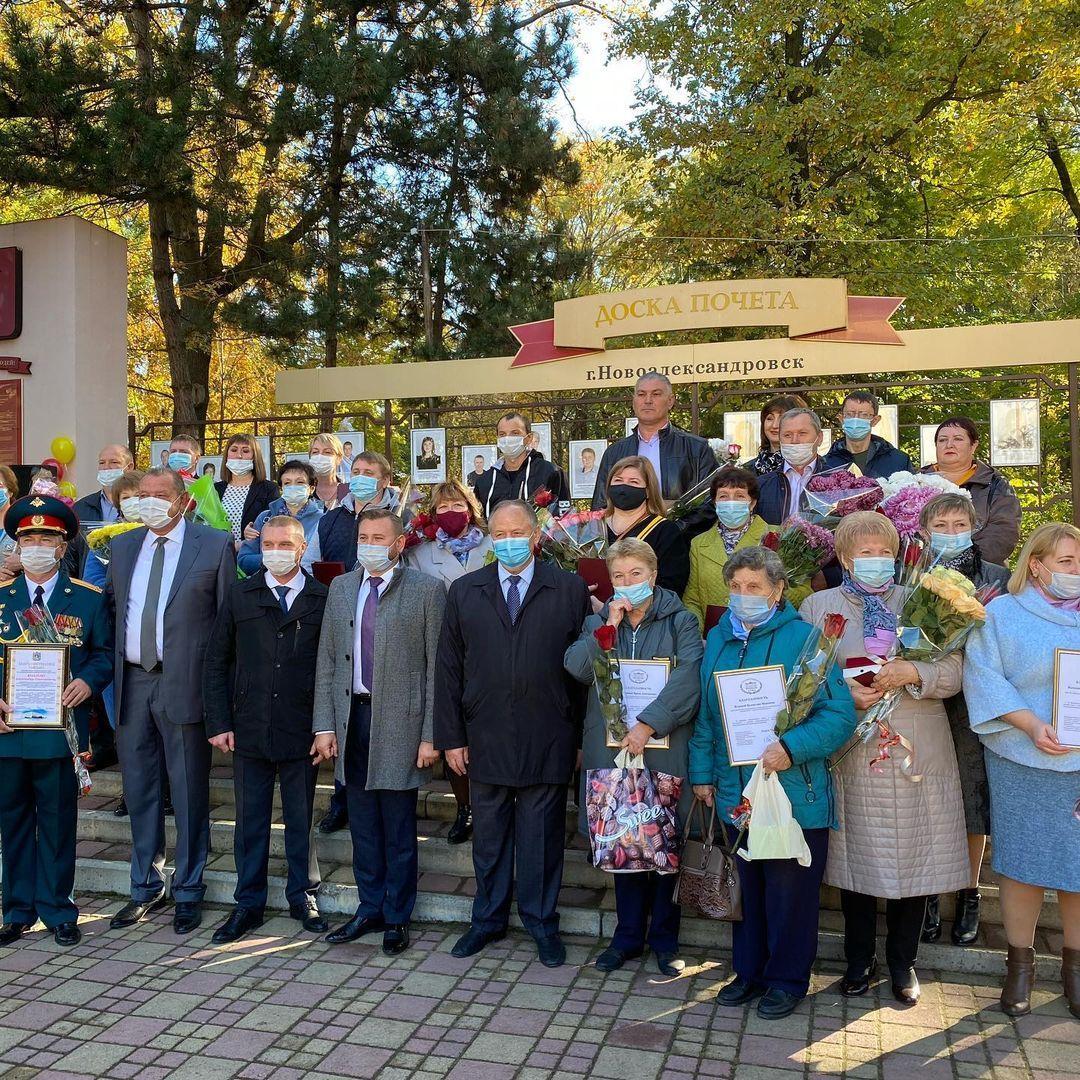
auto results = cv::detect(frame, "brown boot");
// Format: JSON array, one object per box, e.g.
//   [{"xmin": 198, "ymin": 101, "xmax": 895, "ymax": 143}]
[
  {"xmin": 1062, "ymin": 947, "xmax": 1080, "ymax": 1020},
  {"xmin": 1001, "ymin": 944, "xmax": 1036, "ymax": 1017}
]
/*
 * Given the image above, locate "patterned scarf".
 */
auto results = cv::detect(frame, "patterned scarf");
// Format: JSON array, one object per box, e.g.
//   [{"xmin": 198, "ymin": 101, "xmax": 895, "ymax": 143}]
[
  {"xmin": 719, "ymin": 522, "xmax": 751, "ymax": 555},
  {"xmin": 436, "ymin": 525, "xmax": 486, "ymax": 567},
  {"xmin": 753, "ymin": 449, "xmax": 783, "ymax": 475},
  {"xmin": 840, "ymin": 570, "xmax": 898, "ymax": 657},
  {"xmin": 944, "ymin": 544, "xmax": 981, "ymax": 583}
]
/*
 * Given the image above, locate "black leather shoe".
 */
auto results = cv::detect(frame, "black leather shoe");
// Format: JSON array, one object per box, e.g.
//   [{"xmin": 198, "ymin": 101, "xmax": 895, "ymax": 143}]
[
  {"xmin": 717, "ymin": 976, "xmax": 765, "ymax": 1006},
  {"xmin": 951, "ymin": 889, "xmax": 981, "ymax": 946},
  {"xmin": 536, "ymin": 934, "xmax": 566, "ymax": 968},
  {"xmin": 383, "ymin": 925, "xmax": 410, "ymax": 956},
  {"xmin": 318, "ymin": 804, "xmax": 348, "ymax": 834},
  {"xmin": 922, "ymin": 895, "xmax": 941, "ymax": 943},
  {"xmin": 289, "ymin": 903, "xmax": 328, "ymax": 934},
  {"xmin": 53, "ymin": 922, "xmax": 81, "ymax": 947},
  {"xmin": 113, "ymin": 797, "xmax": 128, "ymax": 818},
  {"xmin": 211, "ymin": 907, "xmax": 263, "ymax": 945},
  {"xmin": 757, "ymin": 987, "xmax": 802, "ymax": 1019},
  {"xmin": 110, "ymin": 894, "xmax": 167, "ymax": 930},
  {"xmin": 840, "ymin": 958, "xmax": 878, "ymax": 997},
  {"xmin": 447, "ymin": 805, "xmax": 473, "ymax": 845},
  {"xmin": 451, "ymin": 926, "xmax": 506, "ymax": 958},
  {"xmin": 656, "ymin": 952, "xmax": 685, "ymax": 977},
  {"xmin": 326, "ymin": 913, "xmax": 385, "ymax": 944},
  {"xmin": 891, "ymin": 967, "xmax": 921, "ymax": 1006},
  {"xmin": 173, "ymin": 902, "xmax": 202, "ymax": 935},
  {"xmin": 0, "ymin": 922, "xmax": 31, "ymax": 946},
  {"xmin": 595, "ymin": 946, "xmax": 639, "ymax": 972}
]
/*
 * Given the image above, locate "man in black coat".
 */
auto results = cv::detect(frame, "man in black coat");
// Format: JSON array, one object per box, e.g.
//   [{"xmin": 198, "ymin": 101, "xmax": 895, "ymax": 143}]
[
  {"xmin": 471, "ymin": 412, "xmax": 571, "ymax": 517},
  {"xmin": 591, "ymin": 372, "xmax": 717, "ymax": 538},
  {"xmin": 435, "ymin": 499, "xmax": 589, "ymax": 967},
  {"xmin": 203, "ymin": 515, "xmax": 330, "ymax": 943}
]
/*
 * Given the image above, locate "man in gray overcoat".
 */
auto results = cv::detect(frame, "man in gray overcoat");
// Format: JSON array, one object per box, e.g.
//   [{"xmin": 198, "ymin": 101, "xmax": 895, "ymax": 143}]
[{"xmin": 312, "ymin": 508, "xmax": 444, "ymax": 956}]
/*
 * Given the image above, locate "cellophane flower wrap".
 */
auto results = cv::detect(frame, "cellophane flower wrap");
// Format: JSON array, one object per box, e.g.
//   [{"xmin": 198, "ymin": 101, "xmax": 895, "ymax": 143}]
[
  {"xmin": 876, "ymin": 470, "xmax": 968, "ymax": 501},
  {"xmin": 666, "ymin": 441, "xmax": 741, "ymax": 523},
  {"xmin": 762, "ymin": 517, "xmax": 835, "ymax": 591},
  {"xmin": 86, "ymin": 521, "xmax": 142, "ymax": 566},
  {"xmin": 802, "ymin": 469, "xmax": 884, "ymax": 522},
  {"xmin": 775, "ymin": 613, "xmax": 848, "ymax": 737},
  {"xmin": 540, "ymin": 508, "xmax": 606, "ymax": 571},
  {"xmin": 14, "ymin": 605, "xmax": 92, "ymax": 795},
  {"xmin": 185, "ymin": 473, "xmax": 231, "ymax": 533},
  {"xmin": 836, "ymin": 537, "xmax": 999, "ymax": 780},
  {"xmin": 585, "ymin": 765, "xmax": 683, "ymax": 874}
]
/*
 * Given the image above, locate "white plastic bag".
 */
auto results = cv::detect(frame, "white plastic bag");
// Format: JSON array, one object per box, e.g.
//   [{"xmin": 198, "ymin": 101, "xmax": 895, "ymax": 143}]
[{"xmin": 738, "ymin": 762, "xmax": 812, "ymax": 867}]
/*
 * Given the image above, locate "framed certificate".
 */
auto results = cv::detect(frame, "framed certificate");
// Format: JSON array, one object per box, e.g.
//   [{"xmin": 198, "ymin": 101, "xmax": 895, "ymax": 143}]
[
  {"xmin": 4, "ymin": 643, "xmax": 68, "ymax": 730},
  {"xmin": 607, "ymin": 659, "xmax": 671, "ymax": 749},
  {"xmin": 714, "ymin": 664, "xmax": 788, "ymax": 766},
  {"xmin": 1052, "ymin": 648, "xmax": 1080, "ymax": 749}
]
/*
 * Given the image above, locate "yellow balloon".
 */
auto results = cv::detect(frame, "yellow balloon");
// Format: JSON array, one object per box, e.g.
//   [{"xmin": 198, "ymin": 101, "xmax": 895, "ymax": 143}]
[
  {"xmin": 58, "ymin": 481, "xmax": 77, "ymax": 499},
  {"xmin": 50, "ymin": 436, "xmax": 76, "ymax": 464}
]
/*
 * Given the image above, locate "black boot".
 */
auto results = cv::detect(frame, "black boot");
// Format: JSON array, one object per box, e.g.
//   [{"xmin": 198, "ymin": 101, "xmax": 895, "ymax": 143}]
[
  {"xmin": 951, "ymin": 889, "xmax": 980, "ymax": 946},
  {"xmin": 447, "ymin": 805, "xmax": 472, "ymax": 845},
  {"xmin": 921, "ymin": 895, "xmax": 941, "ymax": 943}
]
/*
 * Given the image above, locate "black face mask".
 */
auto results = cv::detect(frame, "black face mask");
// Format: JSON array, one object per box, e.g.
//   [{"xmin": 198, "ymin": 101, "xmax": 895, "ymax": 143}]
[{"xmin": 609, "ymin": 484, "xmax": 647, "ymax": 511}]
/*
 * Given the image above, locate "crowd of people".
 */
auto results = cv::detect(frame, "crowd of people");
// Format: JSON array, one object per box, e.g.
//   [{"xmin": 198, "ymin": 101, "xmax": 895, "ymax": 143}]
[{"xmin": 0, "ymin": 371, "xmax": 1075, "ymax": 1030}]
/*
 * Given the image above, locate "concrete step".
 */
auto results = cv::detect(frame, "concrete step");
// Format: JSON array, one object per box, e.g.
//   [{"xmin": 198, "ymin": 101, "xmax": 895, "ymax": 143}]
[{"xmin": 67, "ymin": 842, "xmax": 1065, "ymax": 978}]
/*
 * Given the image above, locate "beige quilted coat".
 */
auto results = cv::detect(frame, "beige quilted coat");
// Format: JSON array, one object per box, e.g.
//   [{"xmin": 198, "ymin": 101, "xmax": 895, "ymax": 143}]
[{"xmin": 800, "ymin": 588, "xmax": 969, "ymax": 899}]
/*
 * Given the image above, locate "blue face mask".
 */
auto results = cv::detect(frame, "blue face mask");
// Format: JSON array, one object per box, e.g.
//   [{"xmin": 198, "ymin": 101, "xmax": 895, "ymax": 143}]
[
  {"xmin": 930, "ymin": 530, "xmax": 972, "ymax": 558},
  {"xmin": 715, "ymin": 500, "xmax": 751, "ymax": 529},
  {"xmin": 613, "ymin": 582, "xmax": 654, "ymax": 608},
  {"xmin": 492, "ymin": 536, "xmax": 533, "ymax": 569},
  {"xmin": 168, "ymin": 451, "xmax": 192, "ymax": 472},
  {"xmin": 842, "ymin": 417, "xmax": 873, "ymax": 441},
  {"xmin": 852, "ymin": 556, "xmax": 895, "ymax": 588},
  {"xmin": 0, "ymin": 490, "xmax": 8, "ymax": 508},
  {"xmin": 349, "ymin": 474, "xmax": 379, "ymax": 502},
  {"xmin": 728, "ymin": 593, "xmax": 774, "ymax": 626}
]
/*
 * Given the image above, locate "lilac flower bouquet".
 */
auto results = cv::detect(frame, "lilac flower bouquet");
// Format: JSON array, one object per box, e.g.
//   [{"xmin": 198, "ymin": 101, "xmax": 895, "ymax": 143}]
[{"xmin": 802, "ymin": 469, "xmax": 884, "ymax": 521}]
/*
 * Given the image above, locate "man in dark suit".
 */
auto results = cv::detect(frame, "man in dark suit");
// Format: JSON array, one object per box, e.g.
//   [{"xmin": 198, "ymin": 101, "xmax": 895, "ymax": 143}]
[
  {"xmin": 106, "ymin": 467, "xmax": 235, "ymax": 934},
  {"xmin": 312, "ymin": 509, "xmax": 445, "ymax": 957},
  {"xmin": 756, "ymin": 407, "xmax": 828, "ymax": 525},
  {"xmin": 0, "ymin": 495, "xmax": 113, "ymax": 947},
  {"xmin": 203, "ymin": 516, "xmax": 329, "ymax": 943},
  {"xmin": 435, "ymin": 499, "xmax": 590, "ymax": 967},
  {"xmin": 72, "ymin": 443, "xmax": 134, "ymax": 527}
]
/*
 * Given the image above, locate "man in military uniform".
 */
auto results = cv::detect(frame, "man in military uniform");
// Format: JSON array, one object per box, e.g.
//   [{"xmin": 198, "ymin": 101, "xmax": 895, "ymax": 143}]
[{"xmin": 0, "ymin": 495, "xmax": 113, "ymax": 947}]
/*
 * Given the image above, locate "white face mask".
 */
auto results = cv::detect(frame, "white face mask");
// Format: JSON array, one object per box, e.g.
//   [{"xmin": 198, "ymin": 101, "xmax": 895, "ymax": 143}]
[
  {"xmin": 780, "ymin": 442, "xmax": 816, "ymax": 467},
  {"xmin": 19, "ymin": 545, "xmax": 60, "ymax": 575},
  {"xmin": 1045, "ymin": 569, "xmax": 1080, "ymax": 600},
  {"xmin": 98, "ymin": 468, "xmax": 124, "ymax": 489},
  {"xmin": 262, "ymin": 549, "xmax": 299, "ymax": 577},
  {"xmin": 356, "ymin": 543, "xmax": 396, "ymax": 576},
  {"xmin": 309, "ymin": 453, "xmax": 336, "ymax": 476},
  {"xmin": 228, "ymin": 458, "xmax": 254, "ymax": 476},
  {"xmin": 497, "ymin": 435, "xmax": 526, "ymax": 458},
  {"xmin": 120, "ymin": 496, "xmax": 142, "ymax": 521},
  {"xmin": 139, "ymin": 496, "xmax": 180, "ymax": 530}
]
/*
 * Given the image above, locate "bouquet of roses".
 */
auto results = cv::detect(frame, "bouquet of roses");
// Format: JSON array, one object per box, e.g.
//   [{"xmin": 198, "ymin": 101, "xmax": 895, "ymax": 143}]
[
  {"xmin": 802, "ymin": 469, "xmax": 884, "ymax": 522},
  {"xmin": 85, "ymin": 521, "xmax": 142, "ymax": 566},
  {"xmin": 879, "ymin": 479, "xmax": 972, "ymax": 539},
  {"xmin": 591, "ymin": 623, "xmax": 628, "ymax": 743},
  {"xmin": 666, "ymin": 442, "xmax": 742, "ymax": 523},
  {"xmin": 540, "ymin": 507, "xmax": 607, "ymax": 571},
  {"xmin": 762, "ymin": 516, "xmax": 835, "ymax": 592},
  {"xmin": 775, "ymin": 613, "xmax": 848, "ymax": 736},
  {"xmin": 14, "ymin": 605, "xmax": 92, "ymax": 794},
  {"xmin": 402, "ymin": 511, "xmax": 438, "ymax": 550}
]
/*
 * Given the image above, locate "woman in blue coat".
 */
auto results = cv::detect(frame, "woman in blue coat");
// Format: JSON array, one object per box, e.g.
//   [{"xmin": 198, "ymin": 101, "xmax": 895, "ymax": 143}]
[{"xmin": 690, "ymin": 546, "xmax": 855, "ymax": 1020}]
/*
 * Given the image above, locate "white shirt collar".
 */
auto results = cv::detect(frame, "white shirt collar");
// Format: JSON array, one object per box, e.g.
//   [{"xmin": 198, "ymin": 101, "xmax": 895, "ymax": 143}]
[
  {"xmin": 498, "ymin": 557, "xmax": 535, "ymax": 590},
  {"xmin": 264, "ymin": 570, "xmax": 305, "ymax": 594},
  {"xmin": 362, "ymin": 563, "xmax": 397, "ymax": 588},
  {"xmin": 26, "ymin": 571, "xmax": 59, "ymax": 604},
  {"xmin": 144, "ymin": 516, "xmax": 187, "ymax": 547},
  {"xmin": 782, "ymin": 456, "xmax": 818, "ymax": 477}
]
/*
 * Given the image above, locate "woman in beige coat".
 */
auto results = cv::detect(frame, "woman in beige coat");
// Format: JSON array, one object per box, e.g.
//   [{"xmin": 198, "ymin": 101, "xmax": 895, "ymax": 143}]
[{"xmin": 800, "ymin": 512, "xmax": 968, "ymax": 1007}]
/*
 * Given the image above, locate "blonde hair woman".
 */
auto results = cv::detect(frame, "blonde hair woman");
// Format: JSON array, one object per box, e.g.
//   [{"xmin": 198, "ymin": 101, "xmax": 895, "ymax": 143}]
[
  {"xmin": 800, "ymin": 511, "xmax": 968, "ymax": 1006},
  {"xmin": 309, "ymin": 432, "xmax": 346, "ymax": 509},
  {"xmin": 963, "ymin": 522, "xmax": 1080, "ymax": 1018},
  {"xmin": 601, "ymin": 456, "xmax": 689, "ymax": 595}
]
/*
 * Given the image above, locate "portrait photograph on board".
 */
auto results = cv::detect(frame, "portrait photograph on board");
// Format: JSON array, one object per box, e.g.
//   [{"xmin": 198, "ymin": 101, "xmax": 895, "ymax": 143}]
[
  {"xmin": 990, "ymin": 398, "xmax": 1041, "ymax": 467},
  {"xmin": 569, "ymin": 438, "xmax": 608, "ymax": 500},
  {"xmin": 411, "ymin": 427, "xmax": 447, "ymax": 484},
  {"xmin": 462, "ymin": 444, "xmax": 496, "ymax": 487}
]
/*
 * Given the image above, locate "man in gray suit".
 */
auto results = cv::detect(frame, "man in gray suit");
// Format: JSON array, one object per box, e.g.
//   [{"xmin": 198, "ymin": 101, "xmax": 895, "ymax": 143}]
[
  {"xmin": 106, "ymin": 467, "xmax": 235, "ymax": 934},
  {"xmin": 312, "ymin": 508, "xmax": 444, "ymax": 957}
]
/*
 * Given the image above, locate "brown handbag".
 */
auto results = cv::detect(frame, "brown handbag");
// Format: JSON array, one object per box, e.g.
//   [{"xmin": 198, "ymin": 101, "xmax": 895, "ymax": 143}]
[{"xmin": 673, "ymin": 797, "xmax": 743, "ymax": 921}]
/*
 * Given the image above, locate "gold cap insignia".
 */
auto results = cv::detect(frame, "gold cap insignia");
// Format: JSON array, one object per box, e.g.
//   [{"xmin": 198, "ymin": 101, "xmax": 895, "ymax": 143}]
[
  {"xmin": 29, "ymin": 498, "xmax": 45, "ymax": 508},
  {"xmin": 31, "ymin": 515, "xmax": 44, "ymax": 526}
]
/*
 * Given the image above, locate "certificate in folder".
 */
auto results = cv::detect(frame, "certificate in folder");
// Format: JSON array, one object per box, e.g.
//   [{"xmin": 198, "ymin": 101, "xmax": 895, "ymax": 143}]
[
  {"xmin": 577, "ymin": 557, "xmax": 613, "ymax": 602},
  {"xmin": 312, "ymin": 560, "xmax": 347, "ymax": 587},
  {"xmin": 703, "ymin": 605, "xmax": 727, "ymax": 636}
]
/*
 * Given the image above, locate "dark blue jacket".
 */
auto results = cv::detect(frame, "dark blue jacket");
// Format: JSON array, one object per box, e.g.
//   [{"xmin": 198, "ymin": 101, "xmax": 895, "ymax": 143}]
[
  {"xmin": 689, "ymin": 603, "xmax": 855, "ymax": 829},
  {"xmin": 755, "ymin": 458, "xmax": 827, "ymax": 525},
  {"xmin": 0, "ymin": 571, "xmax": 113, "ymax": 758},
  {"xmin": 823, "ymin": 435, "xmax": 911, "ymax": 478}
]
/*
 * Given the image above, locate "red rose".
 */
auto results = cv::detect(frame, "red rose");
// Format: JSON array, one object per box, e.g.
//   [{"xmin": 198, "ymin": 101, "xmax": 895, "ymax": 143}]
[
  {"xmin": 823, "ymin": 613, "xmax": 847, "ymax": 639},
  {"xmin": 533, "ymin": 487, "xmax": 554, "ymax": 508},
  {"xmin": 762, "ymin": 531, "xmax": 780, "ymax": 551},
  {"xmin": 423, "ymin": 525, "xmax": 438, "ymax": 540},
  {"xmin": 594, "ymin": 624, "xmax": 617, "ymax": 651}
]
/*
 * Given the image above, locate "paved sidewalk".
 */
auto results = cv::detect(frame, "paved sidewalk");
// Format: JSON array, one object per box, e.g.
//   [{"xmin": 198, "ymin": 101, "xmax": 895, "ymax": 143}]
[{"xmin": 0, "ymin": 899, "xmax": 1074, "ymax": 1080}]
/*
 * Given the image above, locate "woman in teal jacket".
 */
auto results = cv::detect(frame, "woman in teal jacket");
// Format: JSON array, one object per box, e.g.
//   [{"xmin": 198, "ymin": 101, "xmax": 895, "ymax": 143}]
[{"xmin": 690, "ymin": 546, "xmax": 855, "ymax": 1020}]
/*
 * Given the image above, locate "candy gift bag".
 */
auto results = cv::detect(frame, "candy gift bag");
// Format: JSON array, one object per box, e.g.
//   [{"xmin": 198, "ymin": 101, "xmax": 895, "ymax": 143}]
[{"xmin": 585, "ymin": 754, "xmax": 682, "ymax": 874}]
